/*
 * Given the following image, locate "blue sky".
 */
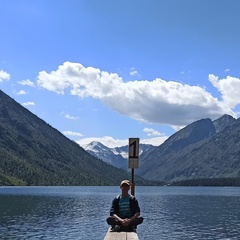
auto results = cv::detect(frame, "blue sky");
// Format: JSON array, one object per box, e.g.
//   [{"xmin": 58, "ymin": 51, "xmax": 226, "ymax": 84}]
[{"xmin": 1, "ymin": 0, "xmax": 240, "ymax": 148}]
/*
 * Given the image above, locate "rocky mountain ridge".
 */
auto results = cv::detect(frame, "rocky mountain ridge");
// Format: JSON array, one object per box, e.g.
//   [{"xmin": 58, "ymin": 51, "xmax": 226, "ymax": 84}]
[
  {"xmin": 137, "ymin": 114, "xmax": 239, "ymax": 182},
  {"xmin": 82, "ymin": 141, "xmax": 155, "ymax": 169}
]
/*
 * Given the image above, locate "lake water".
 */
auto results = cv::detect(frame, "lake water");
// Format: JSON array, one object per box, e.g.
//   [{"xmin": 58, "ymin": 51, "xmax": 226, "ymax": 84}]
[{"xmin": 0, "ymin": 186, "xmax": 240, "ymax": 239}]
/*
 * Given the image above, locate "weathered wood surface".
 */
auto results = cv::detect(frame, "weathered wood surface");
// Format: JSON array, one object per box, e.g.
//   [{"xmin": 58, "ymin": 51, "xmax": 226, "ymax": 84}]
[{"xmin": 104, "ymin": 228, "xmax": 139, "ymax": 240}]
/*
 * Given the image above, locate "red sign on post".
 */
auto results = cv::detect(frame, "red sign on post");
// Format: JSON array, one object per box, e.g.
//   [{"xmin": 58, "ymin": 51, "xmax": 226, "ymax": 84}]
[{"xmin": 128, "ymin": 138, "xmax": 139, "ymax": 169}]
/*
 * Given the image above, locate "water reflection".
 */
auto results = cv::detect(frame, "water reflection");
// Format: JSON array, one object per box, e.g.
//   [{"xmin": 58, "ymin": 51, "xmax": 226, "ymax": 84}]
[
  {"xmin": 0, "ymin": 192, "xmax": 111, "ymax": 239},
  {"xmin": 137, "ymin": 192, "xmax": 240, "ymax": 239},
  {"xmin": 1, "ymin": 186, "xmax": 240, "ymax": 239}
]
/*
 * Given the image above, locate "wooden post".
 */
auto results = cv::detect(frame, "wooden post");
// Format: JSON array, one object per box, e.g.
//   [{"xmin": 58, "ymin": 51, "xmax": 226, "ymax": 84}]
[
  {"xmin": 131, "ymin": 168, "xmax": 135, "ymax": 196},
  {"xmin": 129, "ymin": 138, "xmax": 139, "ymax": 196}
]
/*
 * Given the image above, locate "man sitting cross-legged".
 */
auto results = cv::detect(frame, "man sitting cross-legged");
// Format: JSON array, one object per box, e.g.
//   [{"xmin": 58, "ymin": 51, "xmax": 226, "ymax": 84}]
[{"xmin": 106, "ymin": 180, "xmax": 143, "ymax": 232}]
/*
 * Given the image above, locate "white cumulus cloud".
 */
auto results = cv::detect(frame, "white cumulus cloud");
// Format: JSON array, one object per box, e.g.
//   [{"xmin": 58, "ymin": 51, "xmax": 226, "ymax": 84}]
[
  {"xmin": 208, "ymin": 74, "xmax": 240, "ymax": 109},
  {"xmin": 0, "ymin": 70, "xmax": 10, "ymax": 82},
  {"xmin": 17, "ymin": 90, "xmax": 27, "ymax": 95},
  {"xmin": 18, "ymin": 79, "xmax": 35, "ymax": 87},
  {"xmin": 64, "ymin": 113, "xmax": 79, "ymax": 120},
  {"xmin": 22, "ymin": 102, "xmax": 35, "ymax": 106},
  {"xmin": 36, "ymin": 61, "xmax": 236, "ymax": 127},
  {"xmin": 143, "ymin": 128, "xmax": 164, "ymax": 137},
  {"xmin": 62, "ymin": 131, "xmax": 83, "ymax": 137},
  {"xmin": 130, "ymin": 67, "xmax": 140, "ymax": 77}
]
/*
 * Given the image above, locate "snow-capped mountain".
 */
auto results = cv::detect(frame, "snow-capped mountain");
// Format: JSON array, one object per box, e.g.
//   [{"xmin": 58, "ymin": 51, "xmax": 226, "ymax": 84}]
[{"xmin": 81, "ymin": 141, "xmax": 155, "ymax": 169}]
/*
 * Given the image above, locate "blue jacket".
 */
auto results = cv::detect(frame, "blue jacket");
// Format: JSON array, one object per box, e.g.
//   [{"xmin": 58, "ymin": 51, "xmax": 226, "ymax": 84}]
[{"xmin": 110, "ymin": 194, "xmax": 140, "ymax": 217}]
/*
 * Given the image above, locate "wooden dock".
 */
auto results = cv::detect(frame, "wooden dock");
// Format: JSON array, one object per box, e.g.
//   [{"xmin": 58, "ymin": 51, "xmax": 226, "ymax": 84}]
[{"xmin": 104, "ymin": 228, "xmax": 139, "ymax": 240}]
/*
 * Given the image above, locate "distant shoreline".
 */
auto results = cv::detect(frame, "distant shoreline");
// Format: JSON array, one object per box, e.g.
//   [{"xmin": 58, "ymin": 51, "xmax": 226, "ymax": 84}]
[{"xmin": 1, "ymin": 177, "xmax": 240, "ymax": 187}]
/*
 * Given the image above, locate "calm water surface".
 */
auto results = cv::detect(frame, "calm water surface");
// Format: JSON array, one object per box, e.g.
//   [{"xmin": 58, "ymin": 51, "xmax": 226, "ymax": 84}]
[{"xmin": 0, "ymin": 186, "xmax": 240, "ymax": 239}]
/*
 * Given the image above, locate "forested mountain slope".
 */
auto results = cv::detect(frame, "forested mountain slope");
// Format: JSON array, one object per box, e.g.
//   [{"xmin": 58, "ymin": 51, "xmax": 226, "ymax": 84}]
[{"xmin": 0, "ymin": 90, "xmax": 131, "ymax": 186}]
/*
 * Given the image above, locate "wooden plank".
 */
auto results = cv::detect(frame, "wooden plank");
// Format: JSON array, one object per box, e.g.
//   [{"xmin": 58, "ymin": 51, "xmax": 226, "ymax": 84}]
[
  {"xmin": 104, "ymin": 228, "xmax": 139, "ymax": 240},
  {"xmin": 103, "ymin": 228, "xmax": 126, "ymax": 240},
  {"xmin": 126, "ymin": 231, "xmax": 139, "ymax": 240}
]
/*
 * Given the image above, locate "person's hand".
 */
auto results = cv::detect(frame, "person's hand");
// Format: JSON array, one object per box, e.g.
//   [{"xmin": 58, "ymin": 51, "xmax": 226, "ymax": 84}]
[{"xmin": 121, "ymin": 218, "xmax": 131, "ymax": 227}]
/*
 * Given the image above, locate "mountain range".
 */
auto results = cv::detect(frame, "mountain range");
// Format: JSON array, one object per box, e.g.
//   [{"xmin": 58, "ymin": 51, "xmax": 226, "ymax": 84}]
[
  {"xmin": 82, "ymin": 114, "xmax": 240, "ymax": 184},
  {"xmin": 1, "ymin": 88, "xmax": 240, "ymax": 186}
]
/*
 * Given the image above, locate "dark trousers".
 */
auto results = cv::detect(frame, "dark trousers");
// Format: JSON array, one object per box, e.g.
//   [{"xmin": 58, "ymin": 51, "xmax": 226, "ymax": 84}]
[{"xmin": 106, "ymin": 216, "xmax": 144, "ymax": 229}]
